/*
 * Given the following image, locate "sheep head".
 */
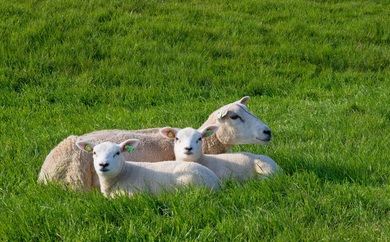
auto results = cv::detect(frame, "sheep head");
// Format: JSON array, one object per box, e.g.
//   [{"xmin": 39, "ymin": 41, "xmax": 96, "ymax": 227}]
[
  {"xmin": 160, "ymin": 126, "xmax": 218, "ymax": 161},
  {"xmin": 76, "ymin": 139, "xmax": 139, "ymax": 178},
  {"xmin": 211, "ymin": 96, "xmax": 272, "ymax": 145}
]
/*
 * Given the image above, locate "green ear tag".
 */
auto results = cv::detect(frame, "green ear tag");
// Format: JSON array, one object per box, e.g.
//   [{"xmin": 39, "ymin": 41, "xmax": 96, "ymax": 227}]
[
  {"xmin": 85, "ymin": 145, "xmax": 92, "ymax": 152},
  {"xmin": 205, "ymin": 130, "xmax": 213, "ymax": 137},
  {"xmin": 125, "ymin": 145, "xmax": 134, "ymax": 153},
  {"xmin": 168, "ymin": 131, "xmax": 174, "ymax": 138}
]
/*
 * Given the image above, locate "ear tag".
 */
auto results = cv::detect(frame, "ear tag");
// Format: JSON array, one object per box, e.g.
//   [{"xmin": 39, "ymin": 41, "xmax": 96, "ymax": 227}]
[
  {"xmin": 85, "ymin": 145, "xmax": 92, "ymax": 152},
  {"xmin": 205, "ymin": 130, "xmax": 213, "ymax": 137},
  {"xmin": 125, "ymin": 145, "xmax": 134, "ymax": 153},
  {"xmin": 168, "ymin": 131, "xmax": 174, "ymax": 138}
]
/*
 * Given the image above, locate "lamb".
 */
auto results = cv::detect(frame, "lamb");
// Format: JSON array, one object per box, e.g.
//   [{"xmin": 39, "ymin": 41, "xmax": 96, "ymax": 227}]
[
  {"xmin": 38, "ymin": 96, "xmax": 272, "ymax": 190},
  {"xmin": 160, "ymin": 126, "xmax": 282, "ymax": 181},
  {"xmin": 75, "ymin": 139, "xmax": 220, "ymax": 197}
]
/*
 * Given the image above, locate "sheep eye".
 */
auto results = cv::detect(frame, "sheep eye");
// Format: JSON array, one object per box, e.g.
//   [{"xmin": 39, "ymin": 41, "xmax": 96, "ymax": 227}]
[
  {"xmin": 114, "ymin": 151, "xmax": 120, "ymax": 157},
  {"xmin": 196, "ymin": 137, "xmax": 202, "ymax": 143},
  {"xmin": 93, "ymin": 152, "xmax": 96, "ymax": 155},
  {"xmin": 230, "ymin": 114, "xmax": 244, "ymax": 122},
  {"xmin": 175, "ymin": 137, "xmax": 179, "ymax": 142}
]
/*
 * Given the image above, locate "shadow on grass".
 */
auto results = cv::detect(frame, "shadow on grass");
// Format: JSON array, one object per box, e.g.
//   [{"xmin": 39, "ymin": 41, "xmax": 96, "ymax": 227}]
[{"xmin": 279, "ymin": 154, "xmax": 387, "ymax": 186}]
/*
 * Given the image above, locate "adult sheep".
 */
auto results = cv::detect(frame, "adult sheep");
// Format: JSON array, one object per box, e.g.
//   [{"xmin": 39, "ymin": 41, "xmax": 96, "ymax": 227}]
[
  {"xmin": 76, "ymin": 139, "xmax": 220, "ymax": 198},
  {"xmin": 38, "ymin": 96, "xmax": 272, "ymax": 190},
  {"xmin": 160, "ymin": 126, "xmax": 281, "ymax": 181}
]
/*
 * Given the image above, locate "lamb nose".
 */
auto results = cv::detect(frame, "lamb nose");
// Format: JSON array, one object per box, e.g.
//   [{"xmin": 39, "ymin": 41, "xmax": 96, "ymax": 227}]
[
  {"xmin": 185, "ymin": 147, "xmax": 193, "ymax": 151},
  {"xmin": 100, "ymin": 163, "xmax": 109, "ymax": 167}
]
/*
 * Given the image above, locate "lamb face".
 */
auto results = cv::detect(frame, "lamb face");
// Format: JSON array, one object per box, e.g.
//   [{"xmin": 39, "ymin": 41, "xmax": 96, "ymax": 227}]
[
  {"xmin": 76, "ymin": 139, "xmax": 139, "ymax": 180},
  {"xmin": 92, "ymin": 142, "xmax": 124, "ymax": 179},
  {"xmin": 174, "ymin": 128, "xmax": 203, "ymax": 162},
  {"xmin": 214, "ymin": 96, "xmax": 271, "ymax": 145},
  {"xmin": 161, "ymin": 126, "xmax": 218, "ymax": 162}
]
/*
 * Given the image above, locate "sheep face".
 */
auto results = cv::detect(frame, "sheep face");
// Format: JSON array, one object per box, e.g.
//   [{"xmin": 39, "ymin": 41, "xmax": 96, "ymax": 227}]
[
  {"xmin": 214, "ymin": 96, "xmax": 272, "ymax": 145},
  {"xmin": 92, "ymin": 142, "xmax": 126, "ymax": 178},
  {"xmin": 76, "ymin": 139, "xmax": 139, "ymax": 179},
  {"xmin": 160, "ymin": 126, "xmax": 218, "ymax": 161},
  {"xmin": 174, "ymin": 128, "xmax": 203, "ymax": 161}
]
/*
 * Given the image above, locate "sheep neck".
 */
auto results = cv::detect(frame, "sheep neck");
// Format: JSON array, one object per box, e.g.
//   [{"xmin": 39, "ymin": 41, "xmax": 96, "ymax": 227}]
[
  {"xmin": 202, "ymin": 133, "xmax": 232, "ymax": 154},
  {"xmin": 199, "ymin": 110, "xmax": 233, "ymax": 154},
  {"xmin": 100, "ymin": 160, "xmax": 127, "ymax": 194}
]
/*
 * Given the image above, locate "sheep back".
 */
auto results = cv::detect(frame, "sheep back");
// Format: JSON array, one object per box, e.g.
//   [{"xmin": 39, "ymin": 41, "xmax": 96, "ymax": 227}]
[
  {"xmin": 38, "ymin": 135, "xmax": 94, "ymax": 190},
  {"xmin": 78, "ymin": 130, "xmax": 175, "ymax": 161}
]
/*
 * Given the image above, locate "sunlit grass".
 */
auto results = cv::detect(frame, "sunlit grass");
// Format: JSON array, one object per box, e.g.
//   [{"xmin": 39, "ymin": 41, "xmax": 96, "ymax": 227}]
[{"xmin": 0, "ymin": 0, "xmax": 389, "ymax": 240}]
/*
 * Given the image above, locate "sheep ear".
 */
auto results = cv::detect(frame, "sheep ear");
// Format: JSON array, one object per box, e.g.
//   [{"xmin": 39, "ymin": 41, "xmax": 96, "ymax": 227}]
[
  {"xmin": 159, "ymin": 127, "xmax": 178, "ymax": 139},
  {"xmin": 236, "ymin": 96, "xmax": 250, "ymax": 105},
  {"xmin": 201, "ymin": 125, "xmax": 219, "ymax": 138},
  {"xmin": 76, "ymin": 141, "xmax": 95, "ymax": 153},
  {"xmin": 216, "ymin": 105, "xmax": 231, "ymax": 120},
  {"xmin": 120, "ymin": 139, "xmax": 139, "ymax": 153}
]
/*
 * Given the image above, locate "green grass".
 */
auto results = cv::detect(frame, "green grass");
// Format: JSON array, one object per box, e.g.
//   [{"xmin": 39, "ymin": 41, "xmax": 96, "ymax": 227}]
[{"xmin": 1, "ymin": 0, "xmax": 389, "ymax": 240}]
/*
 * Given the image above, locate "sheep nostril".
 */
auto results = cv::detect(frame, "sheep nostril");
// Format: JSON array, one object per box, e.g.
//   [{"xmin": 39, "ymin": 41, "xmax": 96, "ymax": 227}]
[
  {"xmin": 263, "ymin": 129, "xmax": 271, "ymax": 136},
  {"xmin": 184, "ymin": 147, "xmax": 192, "ymax": 151},
  {"xmin": 99, "ymin": 163, "xmax": 109, "ymax": 167}
]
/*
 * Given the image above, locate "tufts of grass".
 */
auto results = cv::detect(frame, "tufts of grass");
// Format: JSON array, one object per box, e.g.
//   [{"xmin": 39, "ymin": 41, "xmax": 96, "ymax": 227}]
[{"xmin": 0, "ymin": 0, "xmax": 389, "ymax": 240}]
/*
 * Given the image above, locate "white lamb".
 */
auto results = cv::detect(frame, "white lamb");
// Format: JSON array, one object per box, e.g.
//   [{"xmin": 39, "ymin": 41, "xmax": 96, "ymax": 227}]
[
  {"xmin": 160, "ymin": 126, "xmax": 282, "ymax": 181},
  {"xmin": 39, "ymin": 96, "xmax": 272, "ymax": 190},
  {"xmin": 76, "ymin": 139, "xmax": 220, "ymax": 198}
]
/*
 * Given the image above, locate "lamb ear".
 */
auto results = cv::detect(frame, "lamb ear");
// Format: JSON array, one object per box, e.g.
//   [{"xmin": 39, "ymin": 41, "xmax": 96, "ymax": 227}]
[
  {"xmin": 236, "ymin": 96, "xmax": 250, "ymax": 105},
  {"xmin": 120, "ymin": 139, "xmax": 139, "ymax": 153},
  {"xmin": 159, "ymin": 127, "xmax": 179, "ymax": 139},
  {"xmin": 201, "ymin": 125, "xmax": 219, "ymax": 138},
  {"xmin": 76, "ymin": 141, "xmax": 95, "ymax": 153}
]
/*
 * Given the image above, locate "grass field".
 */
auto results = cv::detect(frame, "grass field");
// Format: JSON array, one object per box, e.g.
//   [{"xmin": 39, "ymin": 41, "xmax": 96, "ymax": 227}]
[{"xmin": 1, "ymin": 0, "xmax": 389, "ymax": 240}]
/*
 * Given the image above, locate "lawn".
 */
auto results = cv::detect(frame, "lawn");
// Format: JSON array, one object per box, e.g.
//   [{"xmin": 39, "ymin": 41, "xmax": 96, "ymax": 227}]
[{"xmin": 0, "ymin": 0, "xmax": 389, "ymax": 240}]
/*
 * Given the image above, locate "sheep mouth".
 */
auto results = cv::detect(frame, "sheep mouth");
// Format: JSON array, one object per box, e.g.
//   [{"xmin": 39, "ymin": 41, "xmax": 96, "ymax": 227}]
[
  {"xmin": 256, "ymin": 137, "xmax": 271, "ymax": 143},
  {"xmin": 184, "ymin": 151, "xmax": 193, "ymax": 155},
  {"xmin": 99, "ymin": 167, "xmax": 109, "ymax": 172}
]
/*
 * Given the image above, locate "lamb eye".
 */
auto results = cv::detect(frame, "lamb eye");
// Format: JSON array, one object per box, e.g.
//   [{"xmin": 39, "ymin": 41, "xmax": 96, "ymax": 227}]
[
  {"xmin": 114, "ymin": 151, "xmax": 120, "ymax": 157},
  {"xmin": 93, "ymin": 152, "xmax": 96, "ymax": 155},
  {"xmin": 175, "ymin": 137, "xmax": 179, "ymax": 142},
  {"xmin": 196, "ymin": 137, "xmax": 202, "ymax": 143},
  {"xmin": 230, "ymin": 115, "xmax": 239, "ymax": 120}
]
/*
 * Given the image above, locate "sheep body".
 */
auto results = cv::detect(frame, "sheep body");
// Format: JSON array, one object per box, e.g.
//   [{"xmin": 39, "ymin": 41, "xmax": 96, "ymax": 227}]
[
  {"xmin": 76, "ymin": 139, "xmax": 220, "ymax": 197},
  {"xmin": 161, "ymin": 126, "xmax": 281, "ymax": 181},
  {"xmin": 189, "ymin": 152, "xmax": 280, "ymax": 181},
  {"xmin": 39, "ymin": 96, "xmax": 272, "ymax": 190},
  {"xmin": 38, "ymin": 132, "xmax": 172, "ymax": 188}
]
